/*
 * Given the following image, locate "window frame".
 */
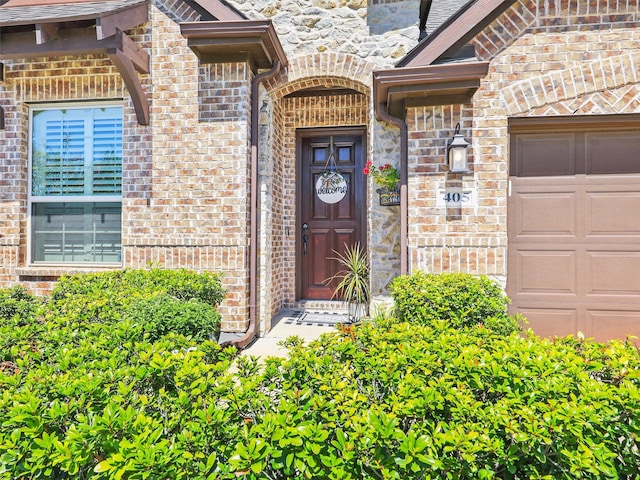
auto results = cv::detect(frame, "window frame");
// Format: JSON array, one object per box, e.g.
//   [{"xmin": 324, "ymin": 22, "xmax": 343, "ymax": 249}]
[{"xmin": 27, "ymin": 101, "xmax": 124, "ymax": 266}]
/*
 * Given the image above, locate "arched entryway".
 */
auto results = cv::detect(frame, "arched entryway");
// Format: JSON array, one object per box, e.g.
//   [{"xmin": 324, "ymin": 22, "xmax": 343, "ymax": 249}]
[{"xmin": 258, "ymin": 68, "xmax": 372, "ymax": 330}]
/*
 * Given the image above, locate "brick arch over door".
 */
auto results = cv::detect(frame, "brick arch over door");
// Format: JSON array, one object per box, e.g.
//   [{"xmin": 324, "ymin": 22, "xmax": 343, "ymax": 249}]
[{"xmin": 265, "ymin": 52, "xmax": 374, "ymax": 100}]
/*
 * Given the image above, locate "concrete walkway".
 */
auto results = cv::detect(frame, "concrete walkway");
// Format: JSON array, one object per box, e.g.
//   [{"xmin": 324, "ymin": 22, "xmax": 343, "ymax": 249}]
[{"xmin": 238, "ymin": 309, "xmax": 347, "ymax": 358}]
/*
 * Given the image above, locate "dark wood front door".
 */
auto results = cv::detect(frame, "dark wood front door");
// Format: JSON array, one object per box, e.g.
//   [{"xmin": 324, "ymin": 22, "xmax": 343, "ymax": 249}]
[{"xmin": 298, "ymin": 128, "xmax": 366, "ymax": 300}]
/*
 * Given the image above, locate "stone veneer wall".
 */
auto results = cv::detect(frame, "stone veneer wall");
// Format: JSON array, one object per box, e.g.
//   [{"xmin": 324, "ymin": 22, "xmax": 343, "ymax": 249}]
[
  {"xmin": 229, "ymin": 0, "xmax": 416, "ymax": 62},
  {"xmin": 0, "ymin": 1, "xmax": 256, "ymax": 331},
  {"xmin": 406, "ymin": 0, "xmax": 640, "ymax": 285}
]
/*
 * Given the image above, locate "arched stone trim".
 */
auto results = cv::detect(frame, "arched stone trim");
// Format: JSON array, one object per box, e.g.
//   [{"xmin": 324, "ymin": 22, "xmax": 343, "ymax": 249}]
[
  {"xmin": 503, "ymin": 52, "xmax": 640, "ymax": 116},
  {"xmin": 266, "ymin": 52, "xmax": 375, "ymax": 99}
]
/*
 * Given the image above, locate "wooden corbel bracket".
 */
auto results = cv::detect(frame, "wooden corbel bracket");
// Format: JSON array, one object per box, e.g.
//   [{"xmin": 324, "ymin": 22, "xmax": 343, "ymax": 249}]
[{"xmin": 107, "ymin": 29, "xmax": 150, "ymax": 125}]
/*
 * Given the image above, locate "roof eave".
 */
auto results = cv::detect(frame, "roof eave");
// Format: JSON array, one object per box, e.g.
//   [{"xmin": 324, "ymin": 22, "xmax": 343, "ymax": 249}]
[
  {"xmin": 185, "ymin": 0, "xmax": 246, "ymax": 21},
  {"xmin": 0, "ymin": 0, "xmax": 150, "ymax": 125},
  {"xmin": 0, "ymin": 0, "xmax": 148, "ymax": 28},
  {"xmin": 180, "ymin": 19, "xmax": 288, "ymax": 71},
  {"xmin": 397, "ymin": 0, "xmax": 518, "ymax": 67},
  {"xmin": 373, "ymin": 61, "xmax": 490, "ymax": 119}
]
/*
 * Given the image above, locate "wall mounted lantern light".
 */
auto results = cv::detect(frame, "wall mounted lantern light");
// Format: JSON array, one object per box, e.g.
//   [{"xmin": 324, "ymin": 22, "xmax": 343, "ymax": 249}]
[{"xmin": 447, "ymin": 122, "xmax": 469, "ymax": 173}]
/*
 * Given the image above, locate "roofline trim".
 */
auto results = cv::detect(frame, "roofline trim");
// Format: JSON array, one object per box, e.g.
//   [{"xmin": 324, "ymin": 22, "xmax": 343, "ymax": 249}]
[
  {"xmin": 185, "ymin": 0, "xmax": 245, "ymax": 21},
  {"xmin": 373, "ymin": 61, "xmax": 490, "ymax": 118},
  {"xmin": 180, "ymin": 19, "xmax": 288, "ymax": 70},
  {"xmin": 0, "ymin": 0, "xmax": 148, "ymax": 27},
  {"xmin": 397, "ymin": 0, "xmax": 518, "ymax": 67}
]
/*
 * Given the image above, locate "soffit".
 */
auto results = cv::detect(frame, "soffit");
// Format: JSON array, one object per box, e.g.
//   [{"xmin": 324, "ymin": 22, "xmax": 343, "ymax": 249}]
[
  {"xmin": 374, "ymin": 61, "xmax": 490, "ymax": 118},
  {"xmin": 180, "ymin": 20, "xmax": 288, "ymax": 71}
]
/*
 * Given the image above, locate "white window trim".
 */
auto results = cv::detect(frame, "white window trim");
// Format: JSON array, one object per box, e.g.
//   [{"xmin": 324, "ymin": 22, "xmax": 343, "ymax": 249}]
[{"xmin": 27, "ymin": 101, "xmax": 124, "ymax": 267}]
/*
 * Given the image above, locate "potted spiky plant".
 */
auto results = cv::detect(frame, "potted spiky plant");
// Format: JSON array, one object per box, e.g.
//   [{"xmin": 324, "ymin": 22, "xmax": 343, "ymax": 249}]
[{"xmin": 324, "ymin": 242, "xmax": 370, "ymax": 323}]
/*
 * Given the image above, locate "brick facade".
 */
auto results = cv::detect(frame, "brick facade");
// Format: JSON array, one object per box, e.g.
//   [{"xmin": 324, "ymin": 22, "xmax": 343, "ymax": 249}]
[
  {"xmin": 2, "ymin": 0, "xmax": 639, "ymax": 335},
  {"xmin": 0, "ymin": 2, "xmax": 254, "ymax": 330},
  {"xmin": 406, "ymin": 0, "xmax": 640, "ymax": 287}
]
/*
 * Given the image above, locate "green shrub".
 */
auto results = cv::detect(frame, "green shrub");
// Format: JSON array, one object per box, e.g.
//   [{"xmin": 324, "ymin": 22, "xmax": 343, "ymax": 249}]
[
  {"xmin": 224, "ymin": 321, "xmax": 640, "ymax": 479},
  {"xmin": 390, "ymin": 271, "xmax": 519, "ymax": 334},
  {"xmin": 124, "ymin": 294, "xmax": 221, "ymax": 342},
  {"xmin": 0, "ymin": 286, "xmax": 39, "ymax": 324},
  {"xmin": 0, "ymin": 269, "xmax": 233, "ymax": 480},
  {"xmin": 47, "ymin": 268, "xmax": 225, "ymax": 324},
  {"xmin": 51, "ymin": 268, "xmax": 225, "ymax": 306},
  {"xmin": 2, "ymin": 270, "xmax": 639, "ymax": 479}
]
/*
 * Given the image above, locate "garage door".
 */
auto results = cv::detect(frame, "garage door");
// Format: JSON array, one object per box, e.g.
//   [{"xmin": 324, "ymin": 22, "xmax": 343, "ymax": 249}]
[{"xmin": 507, "ymin": 115, "xmax": 640, "ymax": 342}]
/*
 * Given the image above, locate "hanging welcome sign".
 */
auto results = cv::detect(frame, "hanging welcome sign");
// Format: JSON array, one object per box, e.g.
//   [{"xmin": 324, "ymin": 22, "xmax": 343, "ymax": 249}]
[
  {"xmin": 316, "ymin": 171, "xmax": 348, "ymax": 204},
  {"xmin": 315, "ymin": 136, "xmax": 348, "ymax": 204}
]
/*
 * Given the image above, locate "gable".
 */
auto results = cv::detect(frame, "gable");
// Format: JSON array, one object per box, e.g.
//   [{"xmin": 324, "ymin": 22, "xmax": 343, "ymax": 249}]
[{"xmin": 399, "ymin": 0, "xmax": 518, "ymax": 67}]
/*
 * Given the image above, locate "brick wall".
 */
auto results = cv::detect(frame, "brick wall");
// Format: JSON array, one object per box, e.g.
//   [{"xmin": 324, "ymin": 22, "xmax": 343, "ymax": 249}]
[
  {"xmin": 406, "ymin": 0, "xmax": 640, "ymax": 285},
  {"xmin": 124, "ymin": 5, "xmax": 254, "ymax": 331},
  {"xmin": 0, "ymin": 1, "xmax": 255, "ymax": 331}
]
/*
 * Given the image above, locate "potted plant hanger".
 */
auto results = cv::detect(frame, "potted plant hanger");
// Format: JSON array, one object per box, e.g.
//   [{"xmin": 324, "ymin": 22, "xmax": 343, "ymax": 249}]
[
  {"xmin": 324, "ymin": 242, "xmax": 370, "ymax": 323},
  {"xmin": 363, "ymin": 162, "xmax": 400, "ymax": 206}
]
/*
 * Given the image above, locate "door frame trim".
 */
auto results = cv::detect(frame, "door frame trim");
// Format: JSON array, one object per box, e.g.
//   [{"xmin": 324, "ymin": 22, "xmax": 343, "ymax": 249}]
[{"xmin": 295, "ymin": 126, "xmax": 368, "ymax": 301}]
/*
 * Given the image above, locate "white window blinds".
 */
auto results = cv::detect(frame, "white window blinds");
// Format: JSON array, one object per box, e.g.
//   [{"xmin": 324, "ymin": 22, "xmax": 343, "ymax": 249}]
[{"xmin": 31, "ymin": 107, "xmax": 122, "ymax": 197}]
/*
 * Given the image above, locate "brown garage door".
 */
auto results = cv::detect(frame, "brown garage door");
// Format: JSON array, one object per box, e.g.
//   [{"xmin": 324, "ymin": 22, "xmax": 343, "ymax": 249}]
[{"xmin": 507, "ymin": 115, "xmax": 640, "ymax": 342}]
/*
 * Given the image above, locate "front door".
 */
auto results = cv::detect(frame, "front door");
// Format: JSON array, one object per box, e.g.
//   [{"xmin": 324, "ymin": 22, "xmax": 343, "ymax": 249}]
[{"xmin": 298, "ymin": 128, "xmax": 366, "ymax": 300}]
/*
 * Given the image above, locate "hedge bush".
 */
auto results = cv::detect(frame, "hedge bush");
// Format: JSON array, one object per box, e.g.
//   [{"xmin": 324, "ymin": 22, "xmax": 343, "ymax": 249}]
[
  {"xmin": 237, "ymin": 321, "xmax": 640, "ymax": 479},
  {"xmin": 2, "ymin": 270, "xmax": 639, "ymax": 479},
  {"xmin": 124, "ymin": 293, "xmax": 221, "ymax": 343},
  {"xmin": 1, "ymin": 269, "xmax": 231, "ymax": 479},
  {"xmin": 0, "ymin": 286, "xmax": 40, "ymax": 325},
  {"xmin": 390, "ymin": 271, "xmax": 520, "ymax": 334},
  {"xmin": 45, "ymin": 268, "xmax": 224, "ymax": 341}
]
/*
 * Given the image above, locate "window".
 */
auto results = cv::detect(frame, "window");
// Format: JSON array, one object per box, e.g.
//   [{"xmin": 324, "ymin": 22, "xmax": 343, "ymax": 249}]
[{"xmin": 29, "ymin": 105, "xmax": 123, "ymax": 264}]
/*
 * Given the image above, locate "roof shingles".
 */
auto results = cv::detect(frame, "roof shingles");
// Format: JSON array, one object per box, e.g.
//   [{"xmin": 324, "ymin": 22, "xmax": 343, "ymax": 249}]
[{"xmin": 0, "ymin": 0, "xmax": 147, "ymax": 26}]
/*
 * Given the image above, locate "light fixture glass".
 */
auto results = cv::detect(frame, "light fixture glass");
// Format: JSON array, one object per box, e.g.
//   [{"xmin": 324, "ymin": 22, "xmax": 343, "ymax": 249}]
[{"xmin": 447, "ymin": 122, "xmax": 469, "ymax": 173}]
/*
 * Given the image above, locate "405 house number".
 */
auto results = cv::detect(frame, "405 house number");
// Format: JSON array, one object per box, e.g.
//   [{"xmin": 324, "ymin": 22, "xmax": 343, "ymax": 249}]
[
  {"xmin": 436, "ymin": 187, "xmax": 477, "ymax": 208},
  {"xmin": 443, "ymin": 191, "xmax": 470, "ymax": 203}
]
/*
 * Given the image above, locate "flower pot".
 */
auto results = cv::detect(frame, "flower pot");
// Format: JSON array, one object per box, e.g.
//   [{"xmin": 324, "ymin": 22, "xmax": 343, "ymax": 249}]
[
  {"xmin": 347, "ymin": 301, "xmax": 368, "ymax": 323},
  {"xmin": 376, "ymin": 187, "xmax": 400, "ymax": 206}
]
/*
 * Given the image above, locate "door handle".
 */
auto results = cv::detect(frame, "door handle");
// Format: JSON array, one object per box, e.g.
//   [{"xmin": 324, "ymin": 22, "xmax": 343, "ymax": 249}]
[{"xmin": 302, "ymin": 223, "xmax": 309, "ymax": 255}]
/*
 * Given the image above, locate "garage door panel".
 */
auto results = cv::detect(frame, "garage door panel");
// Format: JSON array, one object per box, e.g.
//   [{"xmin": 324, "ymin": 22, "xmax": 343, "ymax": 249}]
[
  {"xmin": 587, "ymin": 310, "xmax": 640, "ymax": 342},
  {"xmin": 586, "ymin": 191, "xmax": 640, "ymax": 237},
  {"xmin": 517, "ymin": 308, "xmax": 578, "ymax": 338},
  {"xmin": 516, "ymin": 192, "xmax": 577, "ymax": 237},
  {"xmin": 515, "ymin": 250, "xmax": 576, "ymax": 294},
  {"xmin": 587, "ymin": 251, "xmax": 640, "ymax": 295},
  {"xmin": 511, "ymin": 134, "xmax": 576, "ymax": 176},
  {"xmin": 586, "ymin": 133, "xmax": 640, "ymax": 174}
]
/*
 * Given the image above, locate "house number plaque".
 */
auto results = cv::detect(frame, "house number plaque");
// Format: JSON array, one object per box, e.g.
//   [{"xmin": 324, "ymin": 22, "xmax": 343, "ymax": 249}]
[
  {"xmin": 436, "ymin": 187, "xmax": 477, "ymax": 208},
  {"xmin": 316, "ymin": 171, "xmax": 348, "ymax": 204}
]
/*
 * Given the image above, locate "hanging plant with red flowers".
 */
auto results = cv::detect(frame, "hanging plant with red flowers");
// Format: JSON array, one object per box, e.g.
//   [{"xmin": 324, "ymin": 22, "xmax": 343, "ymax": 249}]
[{"xmin": 363, "ymin": 161, "xmax": 400, "ymax": 190}]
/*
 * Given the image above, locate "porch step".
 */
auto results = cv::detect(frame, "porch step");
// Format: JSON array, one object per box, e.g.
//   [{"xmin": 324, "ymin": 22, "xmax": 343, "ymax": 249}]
[{"xmin": 291, "ymin": 300, "xmax": 348, "ymax": 314}]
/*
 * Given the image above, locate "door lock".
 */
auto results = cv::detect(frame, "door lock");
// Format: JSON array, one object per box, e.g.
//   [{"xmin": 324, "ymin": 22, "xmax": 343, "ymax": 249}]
[{"xmin": 302, "ymin": 223, "xmax": 309, "ymax": 255}]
